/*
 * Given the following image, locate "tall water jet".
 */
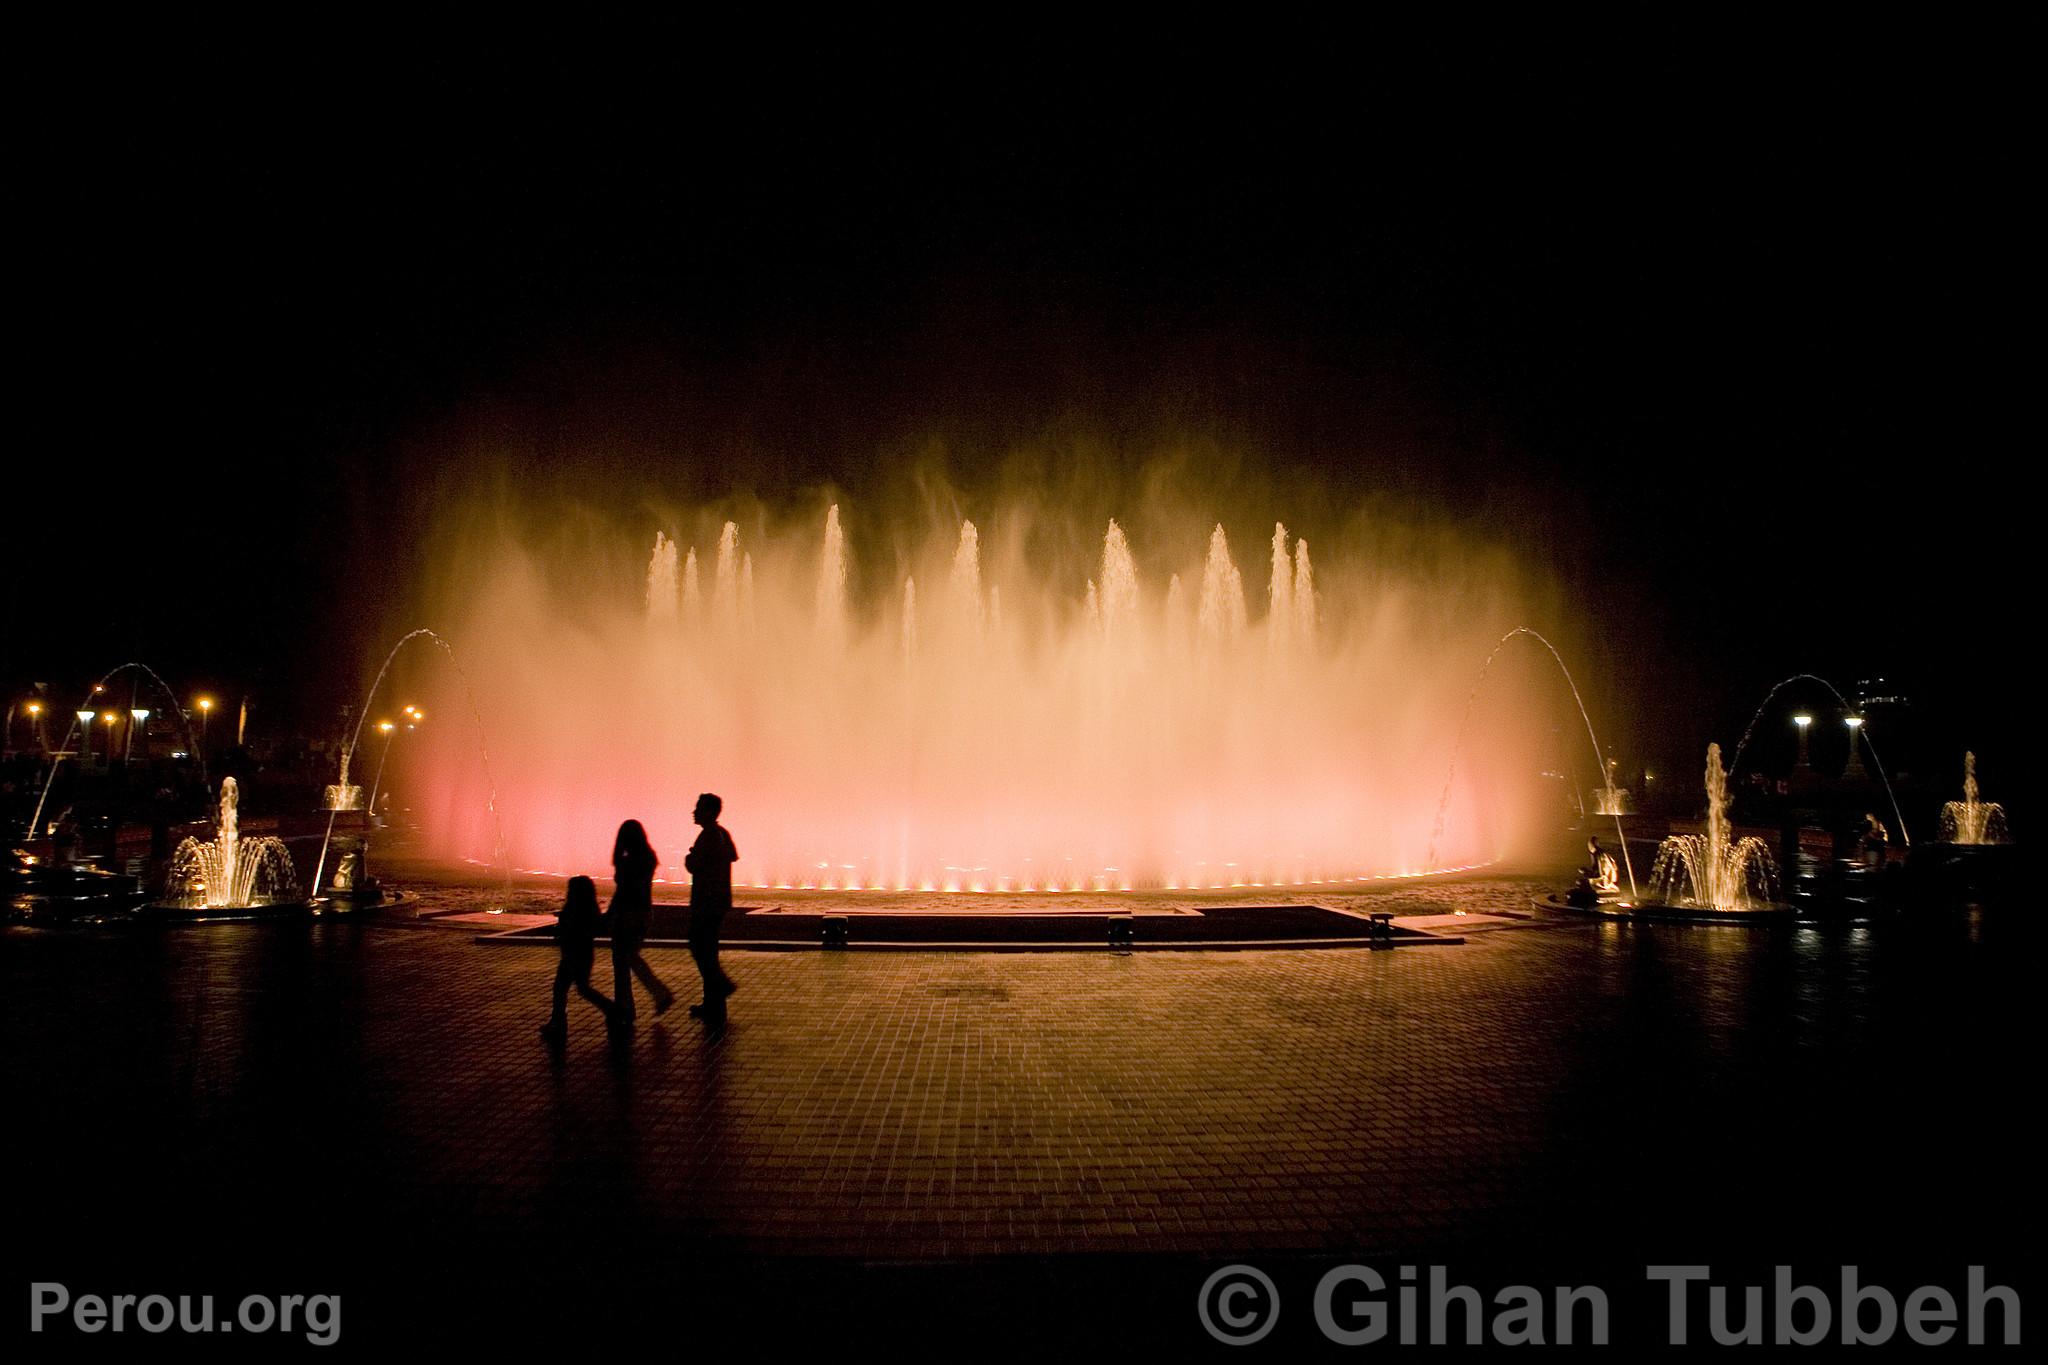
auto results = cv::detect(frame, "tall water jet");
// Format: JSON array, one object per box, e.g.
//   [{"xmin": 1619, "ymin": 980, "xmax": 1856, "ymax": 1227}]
[
  {"xmin": 712, "ymin": 521, "xmax": 741, "ymax": 634},
  {"xmin": 164, "ymin": 778, "xmax": 299, "ymax": 909},
  {"xmin": 1267, "ymin": 522, "xmax": 1294, "ymax": 656},
  {"xmin": 1098, "ymin": 519, "xmax": 1139, "ymax": 652},
  {"xmin": 815, "ymin": 503, "xmax": 848, "ymax": 650},
  {"xmin": 740, "ymin": 552, "xmax": 756, "ymax": 632},
  {"xmin": 949, "ymin": 520, "xmax": 983, "ymax": 642},
  {"xmin": 682, "ymin": 546, "xmax": 702, "ymax": 623},
  {"xmin": 900, "ymin": 576, "xmax": 919, "ymax": 663},
  {"xmin": 646, "ymin": 532, "xmax": 679, "ymax": 618},
  {"xmin": 1291, "ymin": 538, "xmax": 1316, "ymax": 645},
  {"xmin": 422, "ymin": 499, "xmax": 1556, "ymax": 892},
  {"xmin": 1648, "ymin": 743, "xmax": 1778, "ymax": 910},
  {"xmin": 1197, "ymin": 524, "xmax": 1247, "ymax": 649},
  {"xmin": 1163, "ymin": 573, "xmax": 1189, "ymax": 661},
  {"xmin": 1939, "ymin": 752, "xmax": 2009, "ymax": 845}
]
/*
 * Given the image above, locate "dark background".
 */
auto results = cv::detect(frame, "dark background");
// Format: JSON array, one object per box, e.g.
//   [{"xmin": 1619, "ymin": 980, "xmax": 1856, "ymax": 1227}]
[{"xmin": 4, "ymin": 42, "xmax": 2028, "ymax": 786}]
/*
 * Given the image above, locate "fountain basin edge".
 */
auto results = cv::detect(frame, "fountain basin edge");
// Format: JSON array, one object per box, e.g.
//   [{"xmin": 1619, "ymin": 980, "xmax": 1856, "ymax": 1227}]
[{"xmin": 1535, "ymin": 892, "xmax": 1797, "ymax": 923}]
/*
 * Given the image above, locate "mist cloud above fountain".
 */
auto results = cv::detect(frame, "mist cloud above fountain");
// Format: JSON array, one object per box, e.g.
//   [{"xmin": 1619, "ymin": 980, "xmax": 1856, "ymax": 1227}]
[{"xmin": 407, "ymin": 470, "xmax": 1562, "ymax": 894}]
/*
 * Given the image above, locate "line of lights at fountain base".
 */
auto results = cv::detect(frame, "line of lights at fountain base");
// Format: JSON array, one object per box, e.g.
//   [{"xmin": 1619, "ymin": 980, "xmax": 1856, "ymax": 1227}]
[{"xmin": 462, "ymin": 857, "xmax": 1501, "ymax": 892}]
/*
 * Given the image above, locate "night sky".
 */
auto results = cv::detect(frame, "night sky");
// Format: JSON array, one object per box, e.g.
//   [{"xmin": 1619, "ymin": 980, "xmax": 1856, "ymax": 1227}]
[{"xmin": 6, "ymin": 45, "xmax": 2027, "ymax": 779}]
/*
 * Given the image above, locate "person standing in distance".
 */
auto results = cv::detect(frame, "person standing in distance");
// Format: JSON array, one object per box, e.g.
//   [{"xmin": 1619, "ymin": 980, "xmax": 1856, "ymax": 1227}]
[{"xmin": 685, "ymin": 792, "xmax": 738, "ymax": 1024}]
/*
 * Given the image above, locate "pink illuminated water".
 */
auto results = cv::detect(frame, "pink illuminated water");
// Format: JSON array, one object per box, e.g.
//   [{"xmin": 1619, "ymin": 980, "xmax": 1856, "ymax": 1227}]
[{"xmin": 410, "ymin": 501, "xmax": 1556, "ymax": 893}]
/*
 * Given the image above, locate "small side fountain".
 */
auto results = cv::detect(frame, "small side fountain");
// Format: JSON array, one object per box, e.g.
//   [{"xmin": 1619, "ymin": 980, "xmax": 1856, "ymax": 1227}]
[
  {"xmin": 309, "ymin": 627, "xmax": 506, "ymax": 910},
  {"xmin": 1590, "ymin": 760, "xmax": 1632, "ymax": 816},
  {"xmin": 1938, "ymin": 752, "xmax": 2009, "ymax": 845},
  {"xmin": 1642, "ymin": 743, "xmax": 1783, "ymax": 916},
  {"xmin": 157, "ymin": 778, "xmax": 304, "ymax": 915},
  {"xmin": 321, "ymin": 756, "xmax": 365, "ymax": 812}
]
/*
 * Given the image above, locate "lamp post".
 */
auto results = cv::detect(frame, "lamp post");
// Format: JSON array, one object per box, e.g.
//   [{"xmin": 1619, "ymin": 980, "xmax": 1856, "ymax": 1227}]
[
  {"xmin": 76, "ymin": 710, "xmax": 96, "ymax": 764},
  {"xmin": 1792, "ymin": 713, "xmax": 1812, "ymax": 769},
  {"xmin": 196, "ymin": 697, "xmax": 213, "ymax": 753},
  {"xmin": 126, "ymin": 708, "xmax": 150, "ymax": 764},
  {"xmin": 1843, "ymin": 715, "xmax": 1868, "ymax": 781}
]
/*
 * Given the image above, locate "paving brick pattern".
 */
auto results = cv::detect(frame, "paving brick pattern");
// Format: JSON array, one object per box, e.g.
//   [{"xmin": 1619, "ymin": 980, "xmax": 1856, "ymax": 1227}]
[{"xmin": 1, "ymin": 879, "xmax": 2032, "ymax": 1277}]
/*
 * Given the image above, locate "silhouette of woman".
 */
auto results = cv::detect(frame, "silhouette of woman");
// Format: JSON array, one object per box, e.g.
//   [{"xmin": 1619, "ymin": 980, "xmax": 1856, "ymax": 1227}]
[{"xmin": 609, "ymin": 819, "xmax": 676, "ymax": 1022}]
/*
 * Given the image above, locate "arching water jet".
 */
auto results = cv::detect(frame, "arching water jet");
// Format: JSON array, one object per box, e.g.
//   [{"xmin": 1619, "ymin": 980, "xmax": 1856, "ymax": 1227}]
[
  {"xmin": 1426, "ymin": 627, "xmax": 1638, "ymax": 899},
  {"xmin": 311, "ymin": 629, "xmax": 507, "ymax": 900}
]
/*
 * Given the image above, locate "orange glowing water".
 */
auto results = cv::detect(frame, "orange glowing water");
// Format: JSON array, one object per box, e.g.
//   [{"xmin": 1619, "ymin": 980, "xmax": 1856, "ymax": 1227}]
[{"xmin": 410, "ymin": 499, "xmax": 1557, "ymax": 892}]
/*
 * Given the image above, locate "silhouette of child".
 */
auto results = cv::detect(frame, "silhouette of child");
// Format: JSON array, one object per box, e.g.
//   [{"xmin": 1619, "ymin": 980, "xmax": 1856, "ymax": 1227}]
[{"xmin": 541, "ymin": 875, "xmax": 615, "ymax": 1043}]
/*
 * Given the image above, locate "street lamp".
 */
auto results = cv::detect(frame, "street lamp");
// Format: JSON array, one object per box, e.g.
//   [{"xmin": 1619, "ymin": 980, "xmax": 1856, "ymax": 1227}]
[
  {"xmin": 26, "ymin": 700, "xmax": 44, "ymax": 752},
  {"xmin": 76, "ymin": 710, "xmax": 96, "ymax": 763},
  {"xmin": 1843, "ymin": 715, "xmax": 1867, "ymax": 780},
  {"xmin": 126, "ymin": 708, "xmax": 150, "ymax": 764},
  {"xmin": 1792, "ymin": 713, "xmax": 1812, "ymax": 769},
  {"xmin": 196, "ymin": 697, "xmax": 213, "ymax": 750}
]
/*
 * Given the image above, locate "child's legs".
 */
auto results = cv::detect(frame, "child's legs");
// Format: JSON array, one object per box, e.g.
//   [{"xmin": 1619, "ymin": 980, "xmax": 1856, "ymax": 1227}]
[{"xmin": 572, "ymin": 962, "xmax": 614, "ymax": 1015}]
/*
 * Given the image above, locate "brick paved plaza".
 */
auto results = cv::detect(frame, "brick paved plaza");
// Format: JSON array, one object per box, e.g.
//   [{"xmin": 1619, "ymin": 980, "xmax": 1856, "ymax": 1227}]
[{"xmin": 5, "ymin": 876, "xmax": 2035, "ymax": 1349}]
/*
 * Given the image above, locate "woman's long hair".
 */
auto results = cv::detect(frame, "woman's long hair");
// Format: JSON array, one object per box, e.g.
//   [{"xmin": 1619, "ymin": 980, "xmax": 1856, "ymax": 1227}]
[{"xmin": 612, "ymin": 819, "xmax": 657, "ymax": 872}]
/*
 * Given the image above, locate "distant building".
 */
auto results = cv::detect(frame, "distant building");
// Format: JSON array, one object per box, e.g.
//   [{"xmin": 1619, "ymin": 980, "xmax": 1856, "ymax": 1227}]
[{"xmin": 1849, "ymin": 678, "xmax": 1909, "ymax": 712}]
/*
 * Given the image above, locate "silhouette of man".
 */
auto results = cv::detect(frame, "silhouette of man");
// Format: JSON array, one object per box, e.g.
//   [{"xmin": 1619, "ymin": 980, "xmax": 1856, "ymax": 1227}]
[{"xmin": 684, "ymin": 792, "xmax": 738, "ymax": 1024}]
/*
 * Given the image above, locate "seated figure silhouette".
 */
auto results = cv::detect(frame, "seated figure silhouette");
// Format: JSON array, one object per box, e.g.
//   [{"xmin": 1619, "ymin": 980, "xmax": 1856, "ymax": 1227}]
[
  {"xmin": 684, "ymin": 793, "xmax": 739, "ymax": 1025},
  {"xmin": 1569, "ymin": 835, "xmax": 1619, "ymax": 905},
  {"xmin": 609, "ymin": 819, "xmax": 677, "ymax": 1024},
  {"xmin": 540, "ymin": 875, "xmax": 614, "ymax": 1043}
]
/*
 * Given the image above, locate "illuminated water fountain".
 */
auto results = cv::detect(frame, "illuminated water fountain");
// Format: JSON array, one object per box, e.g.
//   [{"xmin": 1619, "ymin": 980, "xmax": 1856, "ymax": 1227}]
[
  {"xmin": 418, "ymin": 499, "xmax": 1556, "ymax": 891},
  {"xmin": 1647, "ymin": 743, "xmax": 1780, "ymax": 912},
  {"xmin": 23, "ymin": 661, "xmax": 204, "ymax": 841},
  {"xmin": 1938, "ymin": 752, "xmax": 2009, "ymax": 845},
  {"xmin": 162, "ymin": 778, "xmax": 300, "ymax": 910},
  {"xmin": 312, "ymin": 627, "xmax": 508, "ymax": 901},
  {"xmin": 1428, "ymin": 626, "xmax": 1639, "ymax": 899}
]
